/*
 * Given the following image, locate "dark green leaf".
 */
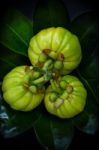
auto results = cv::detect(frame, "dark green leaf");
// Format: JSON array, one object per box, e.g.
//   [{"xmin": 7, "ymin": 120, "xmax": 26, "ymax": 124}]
[
  {"xmin": 80, "ymin": 46, "xmax": 99, "ymax": 79},
  {"xmin": 71, "ymin": 11, "xmax": 99, "ymax": 134},
  {"xmin": 72, "ymin": 66, "xmax": 99, "ymax": 134},
  {"xmin": 0, "ymin": 58, "xmax": 15, "ymax": 81},
  {"xmin": 33, "ymin": 0, "xmax": 70, "ymax": 34},
  {"xmin": 0, "ymin": 84, "xmax": 41, "ymax": 138},
  {"xmin": 72, "ymin": 86, "xmax": 99, "ymax": 135},
  {"xmin": 0, "ymin": 8, "xmax": 34, "ymax": 137},
  {"xmin": 87, "ymin": 79, "xmax": 99, "ymax": 101},
  {"xmin": 0, "ymin": 45, "xmax": 30, "ymax": 80},
  {"xmin": 73, "ymin": 112, "xmax": 98, "ymax": 135},
  {"xmin": 71, "ymin": 11, "xmax": 99, "ymax": 64},
  {"xmin": 34, "ymin": 111, "xmax": 74, "ymax": 150},
  {"xmin": 79, "ymin": 46, "xmax": 99, "ymax": 99},
  {"xmin": 0, "ymin": 8, "xmax": 33, "ymax": 56}
]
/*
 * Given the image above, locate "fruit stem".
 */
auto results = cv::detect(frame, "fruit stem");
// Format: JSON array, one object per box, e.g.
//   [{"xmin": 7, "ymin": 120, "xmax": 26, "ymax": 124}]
[
  {"xmin": 60, "ymin": 91, "xmax": 68, "ymax": 99},
  {"xmin": 32, "ymin": 76, "xmax": 47, "ymax": 84},
  {"xmin": 49, "ymin": 51, "xmax": 57, "ymax": 59},
  {"xmin": 32, "ymin": 72, "xmax": 51, "ymax": 85},
  {"xmin": 49, "ymin": 93, "xmax": 58, "ymax": 102},
  {"xmin": 50, "ymin": 79, "xmax": 61, "ymax": 94},
  {"xmin": 39, "ymin": 53, "xmax": 47, "ymax": 63},
  {"xmin": 66, "ymin": 85, "xmax": 73, "ymax": 94},
  {"xmin": 29, "ymin": 85, "xmax": 37, "ymax": 93},
  {"xmin": 54, "ymin": 98, "xmax": 64, "ymax": 108},
  {"xmin": 59, "ymin": 80, "xmax": 66, "ymax": 89},
  {"xmin": 32, "ymin": 71, "xmax": 41, "ymax": 80},
  {"xmin": 42, "ymin": 59, "xmax": 53, "ymax": 71},
  {"xmin": 54, "ymin": 61, "xmax": 63, "ymax": 70}
]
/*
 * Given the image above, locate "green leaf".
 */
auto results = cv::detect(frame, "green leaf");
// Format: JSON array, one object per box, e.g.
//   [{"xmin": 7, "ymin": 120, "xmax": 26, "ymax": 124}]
[
  {"xmin": 0, "ymin": 45, "xmax": 30, "ymax": 80},
  {"xmin": 73, "ymin": 54, "xmax": 99, "ymax": 134},
  {"xmin": 77, "ymin": 43, "xmax": 99, "ymax": 107},
  {"xmin": 0, "ymin": 84, "xmax": 41, "ymax": 138},
  {"xmin": 0, "ymin": 8, "xmax": 32, "ymax": 80},
  {"xmin": 71, "ymin": 11, "xmax": 99, "ymax": 64},
  {"xmin": 79, "ymin": 46, "xmax": 99, "ymax": 100},
  {"xmin": 72, "ymin": 88, "xmax": 99, "ymax": 135},
  {"xmin": 34, "ymin": 111, "xmax": 74, "ymax": 150},
  {"xmin": 33, "ymin": 0, "xmax": 70, "ymax": 34},
  {"xmin": 0, "ymin": 8, "xmax": 33, "ymax": 56},
  {"xmin": 71, "ymin": 11, "xmax": 99, "ymax": 134}
]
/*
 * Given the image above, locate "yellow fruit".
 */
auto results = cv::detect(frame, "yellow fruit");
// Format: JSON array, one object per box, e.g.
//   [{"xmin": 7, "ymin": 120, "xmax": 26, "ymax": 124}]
[
  {"xmin": 28, "ymin": 27, "xmax": 82, "ymax": 75},
  {"xmin": 2, "ymin": 66, "xmax": 45, "ymax": 111},
  {"xmin": 44, "ymin": 75, "xmax": 87, "ymax": 118}
]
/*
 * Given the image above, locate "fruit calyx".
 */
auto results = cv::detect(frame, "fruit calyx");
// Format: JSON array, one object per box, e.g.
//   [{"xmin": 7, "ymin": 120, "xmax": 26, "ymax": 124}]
[
  {"xmin": 49, "ymin": 78, "xmax": 73, "ymax": 108},
  {"xmin": 24, "ymin": 65, "xmax": 52, "ymax": 94}
]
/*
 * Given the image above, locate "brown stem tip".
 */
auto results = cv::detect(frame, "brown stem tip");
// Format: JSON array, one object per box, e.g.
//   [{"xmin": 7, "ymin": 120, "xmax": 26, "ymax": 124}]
[
  {"xmin": 58, "ymin": 53, "xmax": 64, "ymax": 62},
  {"xmin": 43, "ymin": 49, "xmax": 51, "ymax": 55},
  {"xmin": 66, "ymin": 85, "xmax": 73, "ymax": 94}
]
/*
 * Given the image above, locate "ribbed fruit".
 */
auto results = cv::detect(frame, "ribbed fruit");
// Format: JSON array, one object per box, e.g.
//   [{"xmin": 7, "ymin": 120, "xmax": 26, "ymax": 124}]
[
  {"xmin": 44, "ymin": 75, "xmax": 87, "ymax": 118},
  {"xmin": 2, "ymin": 66, "xmax": 45, "ymax": 111},
  {"xmin": 28, "ymin": 27, "xmax": 82, "ymax": 75}
]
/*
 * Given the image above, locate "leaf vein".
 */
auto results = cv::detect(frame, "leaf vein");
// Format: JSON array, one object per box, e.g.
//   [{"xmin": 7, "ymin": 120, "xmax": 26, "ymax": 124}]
[
  {"xmin": 0, "ymin": 41, "xmax": 27, "ymax": 57},
  {"xmin": 76, "ymin": 69, "xmax": 99, "ymax": 106},
  {"xmin": 7, "ymin": 24, "xmax": 28, "ymax": 47},
  {"xmin": 80, "ymin": 23, "xmax": 96, "ymax": 41}
]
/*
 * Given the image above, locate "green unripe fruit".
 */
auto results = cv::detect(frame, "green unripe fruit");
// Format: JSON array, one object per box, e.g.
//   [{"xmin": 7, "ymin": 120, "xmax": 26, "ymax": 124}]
[
  {"xmin": 28, "ymin": 27, "xmax": 82, "ymax": 75},
  {"xmin": 44, "ymin": 75, "xmax": 87, "ymax": 119},
  {"xmin": 2, "ymin": 66, "xmax": 45, "ymax": 111}
]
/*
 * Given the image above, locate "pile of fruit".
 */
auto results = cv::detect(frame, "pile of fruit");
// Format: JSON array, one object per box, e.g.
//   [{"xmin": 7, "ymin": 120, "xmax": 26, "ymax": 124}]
[{"xmin": 2, "ymin": 27, "xmax": 87, "ymax": 118}]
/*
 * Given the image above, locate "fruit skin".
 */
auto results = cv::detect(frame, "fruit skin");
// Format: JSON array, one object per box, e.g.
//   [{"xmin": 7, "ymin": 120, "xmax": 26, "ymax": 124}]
[
  {"xmin": 2, "ymin": 66, "xmax": 44, "ymax": 111},
  {"xmin": 28, "ymin": 27, "xmax": 82, "ymax": 75},
  {"xmin": 44, "ymin": 75, "xmax": 87, "ymax": 118}
]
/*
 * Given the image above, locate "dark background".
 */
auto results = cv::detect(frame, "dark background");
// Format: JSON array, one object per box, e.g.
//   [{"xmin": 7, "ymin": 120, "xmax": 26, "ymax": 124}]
[
  {"xmin": 0, "ymin": 0, "xmax": 99, "ymax": 149},
  {"xmin": 0, "ymin": 128, "xmax": 99, "ymax": 150}
]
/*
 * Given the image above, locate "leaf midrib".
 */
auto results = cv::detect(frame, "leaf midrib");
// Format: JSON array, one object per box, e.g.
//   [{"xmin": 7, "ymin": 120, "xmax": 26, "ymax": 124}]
[
  {"xmin": 0, "ymin": 23, "xmax": 28, "ymax": 57},
  {"xmin": 6, "ymin": 24, "xmax": 28, "ymax": 46},
  {"xmin": 87, "ymin": 78, "xmax": 99, "ymax": 80},
  {"xmin": 80, "ymin": 22, "xmax": 96, "ymax": 41},
  {"xmin": 34, "ymin": 114, "xmax": 55, "ymax": 150},
  {"xmin": 50, "ymin": 120, "xmax": 56, "ymax": 150},
  {"xmin": 0, "ymin": 41, "xmax": 27, "ymax": 57},
  {"xmin": 76, "ymin": 69, "xmax": 99, "ymax": 106},
  {"xmin": 0, "ymin": 57, "xmax": 16, "ymax": 67}
]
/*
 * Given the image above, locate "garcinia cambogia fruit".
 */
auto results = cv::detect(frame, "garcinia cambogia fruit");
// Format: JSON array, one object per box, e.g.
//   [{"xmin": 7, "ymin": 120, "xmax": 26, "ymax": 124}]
[
  {"xmin": 2, "ymin": 65, "xmax": 48, "ymax": 111},
  {"xmin": 44, "ymin": 75, "xmax": 87, "ymax": 118},
  {"xmin": 28, "ymin": 27, "xmax": 82, "ymax": 76}
]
